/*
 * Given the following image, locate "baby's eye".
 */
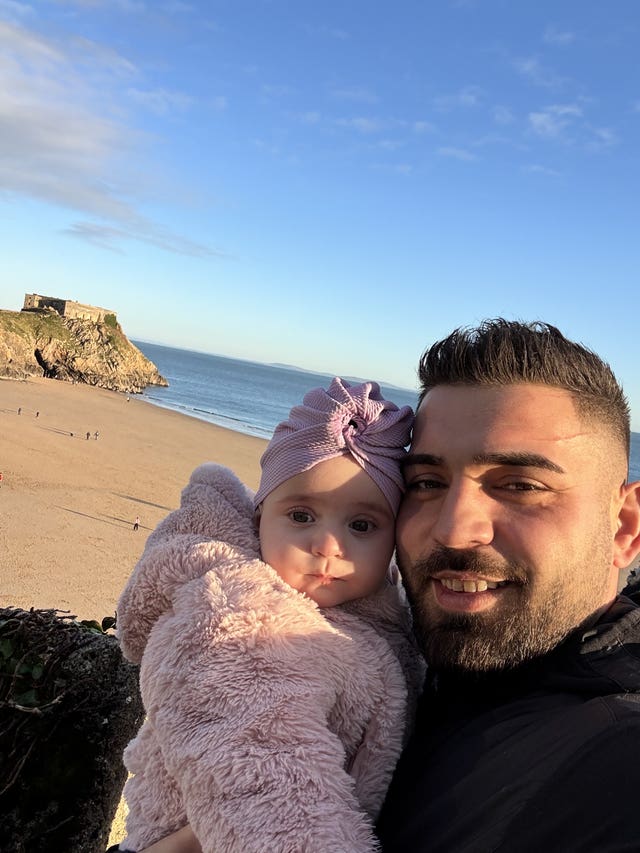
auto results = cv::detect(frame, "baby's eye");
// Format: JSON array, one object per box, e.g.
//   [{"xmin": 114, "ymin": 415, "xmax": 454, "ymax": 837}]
[
  {"xmin": 349, "ymin": 518, "xmax": 376, "ymax": 533},
  {"xmin": 289, "ymin": 510, "xmax": 314, "ymax": 523}
]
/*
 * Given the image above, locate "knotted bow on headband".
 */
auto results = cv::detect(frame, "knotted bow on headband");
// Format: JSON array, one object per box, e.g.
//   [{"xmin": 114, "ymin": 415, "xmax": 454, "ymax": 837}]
[{"xmin": 253, "ymin": 377, "xmax": 414, "ymax": 514}]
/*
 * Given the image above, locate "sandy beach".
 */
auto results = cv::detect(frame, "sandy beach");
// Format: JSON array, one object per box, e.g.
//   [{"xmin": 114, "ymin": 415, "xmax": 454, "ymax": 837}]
[{"xmin": 0, "ymin": 375, "xmax": 267, "ymax": 622}]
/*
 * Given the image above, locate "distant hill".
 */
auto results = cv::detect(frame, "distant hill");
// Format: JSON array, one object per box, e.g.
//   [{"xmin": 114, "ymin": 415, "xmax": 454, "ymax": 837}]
[{"xmin": 0, "ymin": 308, "xmax": 167, "ymax": 394}]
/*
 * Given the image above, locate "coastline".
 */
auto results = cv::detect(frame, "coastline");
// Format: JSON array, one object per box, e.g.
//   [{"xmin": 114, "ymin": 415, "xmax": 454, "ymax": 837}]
[{"xmin": 0, "ymin": 375, "xmax": 266, "ymax": 621}]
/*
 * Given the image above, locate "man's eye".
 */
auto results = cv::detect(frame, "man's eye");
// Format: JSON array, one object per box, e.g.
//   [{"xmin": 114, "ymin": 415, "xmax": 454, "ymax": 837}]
[
  {"xmin": 406, "ymin": 478, "xmax": 446, "ymax": 491},
  {"xmin": 349, "ymin": 519, "xmax": 375, "ymax": 533},
  {"xmin": 502, "ymin": 481, "xmax": 544, "ymax": 492},
  {"xmin": 290, "ymin": 510, "xmax": 313, "ymax": 523}
]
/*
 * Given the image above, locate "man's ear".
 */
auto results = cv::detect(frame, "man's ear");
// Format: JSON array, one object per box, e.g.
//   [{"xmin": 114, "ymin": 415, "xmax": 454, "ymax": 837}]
[{"xmin": 613, "ymin": 481, "xmax": 640, "ymax": 569}]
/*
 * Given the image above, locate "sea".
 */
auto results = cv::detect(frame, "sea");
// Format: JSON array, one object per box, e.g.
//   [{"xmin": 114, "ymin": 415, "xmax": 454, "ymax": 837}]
[{"xmin": 134, "ymin": 340, "xmax": 640, "ymax": 482}]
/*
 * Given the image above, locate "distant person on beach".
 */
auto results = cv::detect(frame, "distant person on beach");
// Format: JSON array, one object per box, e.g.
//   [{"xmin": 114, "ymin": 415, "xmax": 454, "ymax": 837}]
[
  {"xmin": 35, "ymin": 411, "xmax": 39, "ymax": 418},
  {"xmin": 17, "ymin": 407, "xmax": 21, "ymax": 415},
  {"xmin": 374, "ymin": 319, "xmax": 640, "ymax": 852},
  {"xmin": 86, "ymin": 431, "xmax": 91, "ymax": 440},
  {"xmin": 0, "ymin": 472, "xmax": 3, "ymax": 488},
  {"xmin": 133, "ymin": 516, "xmax": 140, "ymax": 532},
  {"xmin": 95, "ymin": 430, "xmax": 99, "ymax": 440},
  {"xmin": 114, "ymin": 379, "xmax": 422, "ymax": 853}
]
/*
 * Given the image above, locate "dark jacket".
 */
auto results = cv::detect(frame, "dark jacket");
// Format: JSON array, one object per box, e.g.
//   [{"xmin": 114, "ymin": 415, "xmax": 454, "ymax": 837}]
[{"xmin": 376, "ymin": 594, "xmax": 640, "ymax": 852}]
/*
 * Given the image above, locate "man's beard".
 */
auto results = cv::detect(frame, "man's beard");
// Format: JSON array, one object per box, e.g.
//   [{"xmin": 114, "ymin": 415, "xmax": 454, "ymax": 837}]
[{"xmin": 399, "ymin": 547, "xmax": 570, "ymax": 673}]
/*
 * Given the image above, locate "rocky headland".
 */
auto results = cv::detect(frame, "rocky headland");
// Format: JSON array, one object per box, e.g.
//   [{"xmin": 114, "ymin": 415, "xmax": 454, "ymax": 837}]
[{"xmin": 0, "ymin": 308, "xmax": 167, "ymax": 393}]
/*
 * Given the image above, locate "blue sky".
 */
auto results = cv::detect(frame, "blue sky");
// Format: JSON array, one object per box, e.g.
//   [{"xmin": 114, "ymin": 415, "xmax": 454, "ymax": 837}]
[{"xmin": 2, "ymin": 1, "xmax": 640, "ymax": 428}]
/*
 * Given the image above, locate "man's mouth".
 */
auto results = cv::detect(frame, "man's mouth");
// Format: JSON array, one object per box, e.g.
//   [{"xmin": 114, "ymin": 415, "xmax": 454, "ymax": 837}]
[{"xmin": 439, "ymin": 577, "xmax": 510, "ymax": 593}]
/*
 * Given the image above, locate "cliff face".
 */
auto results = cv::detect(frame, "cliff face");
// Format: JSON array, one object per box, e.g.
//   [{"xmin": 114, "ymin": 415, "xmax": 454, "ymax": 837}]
[{"xmin": 0, "ymin": 309, "xmax": 168, "ymax": 393}]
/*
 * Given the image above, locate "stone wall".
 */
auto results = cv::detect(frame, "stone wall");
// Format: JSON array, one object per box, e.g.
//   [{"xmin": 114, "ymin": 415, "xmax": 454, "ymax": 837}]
[{"xmin": 22, "ymin": 293, "xmax": 115, "ymax": 323}]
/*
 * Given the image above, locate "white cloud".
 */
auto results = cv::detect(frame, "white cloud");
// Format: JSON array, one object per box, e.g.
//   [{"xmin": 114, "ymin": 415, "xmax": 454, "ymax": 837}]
[
  {"xmin": 371, "ymin": 162, "xmax": 413, "ymax": 176},
  {"xmin": 127, "ymin": 87, "xmax": 193, "ymax": 115},
  {"xmin": 543, "ymin": 26, "xmax": 576, "ymax": 46},
  {"xmin": 299, "ymin": 110, "xmax": 321, "ymax": 125},
  {"xmin": 437, "ymin": 146, "xmax": 477, "ymax": 161},
  {"xmin": 587, "ymin": 126, "xmax": 618, "ymax": 151},
  {"xmin": 378, "ymin": 139, "xmax": 404, "ymax": 151},
  {"xmin": 261, "ymin": 83, "xmax": 292, "ymax": 98},
  {"xmin": 330, "ymin": 86, "xmax": 378, "ymax": 104},
  {"xmin": 335, "ymin": 116, "xmax": 385, "ymax": 133},
  {"xmin": 304, "ymin": 24, "xmax": 349, "ymax": 41},
  {"xmin": 52, "ymin": 0, "xmax": 145, "ymax": 10},
  {"xmin": 523, "ymin": 163, "xmax": 561, "ymax": 177},
  {"xmin": 0, "ymin": 18, "xmax": 216, "ymax": 255},
  {"xmin": 528, "ymin": 104, "xmax": 582, "ymax": 138},
  {"xmin": 493, "ymin": 105, "xmax": 515, "ymax": 125},
  {"xmin": 162, "ymin": 1, "xmax": 195, "ymax": 13},
  {"xmin": 63, "ymin": 220, "xmax": 223, "ymax": 257},
  {"xmin": 0, "ymin": 1, "xmax": 34, "ymax": 22},
  {"xmin": 434, "ymin": 86, "xmax": 483, "ymax": 110},
  {"xmin": 514, "ymin": 56, "xmax": 565, "ymax": 89}
]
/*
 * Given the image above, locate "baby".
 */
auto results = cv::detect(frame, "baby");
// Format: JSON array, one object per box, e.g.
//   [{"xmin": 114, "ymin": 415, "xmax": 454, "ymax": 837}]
[{"xmin": 115, "ymin": 377, "xmax": 424, "ymax": 853}]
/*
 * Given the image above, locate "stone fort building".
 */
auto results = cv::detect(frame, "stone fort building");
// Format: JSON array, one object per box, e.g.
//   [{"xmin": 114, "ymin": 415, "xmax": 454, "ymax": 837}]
[{"xmin": 22, "ymin": 293, "xmax": 116, "ymax": 324}]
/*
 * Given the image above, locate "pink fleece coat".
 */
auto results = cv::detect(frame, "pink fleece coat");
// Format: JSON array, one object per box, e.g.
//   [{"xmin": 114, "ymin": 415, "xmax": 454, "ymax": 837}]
[{"xmin": 117, "ymin": 463, "xmax": 424, "ymax": 853}]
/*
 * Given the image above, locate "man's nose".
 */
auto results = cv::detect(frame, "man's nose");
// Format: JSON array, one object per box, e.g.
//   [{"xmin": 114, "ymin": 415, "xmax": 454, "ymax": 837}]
[
  {"xmin": 311, "ymin": 527, "xmax": 344, "ymax": 559},
  {"xmin": 431, "ymin": 481, "xmax": 494, "ymax": 550}
]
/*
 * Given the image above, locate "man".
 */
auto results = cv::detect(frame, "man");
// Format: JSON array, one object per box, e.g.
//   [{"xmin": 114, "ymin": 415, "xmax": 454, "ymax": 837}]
[{"xmin": 377, "ymin": 319, "xmax": 640, "ymax": 852}]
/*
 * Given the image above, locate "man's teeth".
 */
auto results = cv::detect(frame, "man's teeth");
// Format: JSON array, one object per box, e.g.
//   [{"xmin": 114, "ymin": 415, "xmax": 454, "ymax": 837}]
[{"xmin": 440, "ymin": 578, "xmax": 507, "ymax": 593}]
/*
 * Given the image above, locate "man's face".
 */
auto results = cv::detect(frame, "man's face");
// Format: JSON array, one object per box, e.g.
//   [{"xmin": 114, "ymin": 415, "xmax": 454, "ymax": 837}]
[{"xmin": 396, "ymin": 383, "xmax": 627, "ymax": 672}]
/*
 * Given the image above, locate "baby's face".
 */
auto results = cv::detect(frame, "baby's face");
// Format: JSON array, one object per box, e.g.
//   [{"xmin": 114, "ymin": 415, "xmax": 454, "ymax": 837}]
[{"xmin": 258, "ymin": 455, "xmax": 396, "ymax": 607}]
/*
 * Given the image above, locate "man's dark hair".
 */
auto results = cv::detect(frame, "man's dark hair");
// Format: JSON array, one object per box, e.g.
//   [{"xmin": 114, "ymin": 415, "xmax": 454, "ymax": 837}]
[{"xmin": 418, "ymin": 318, "xmax": 630, "ymax": 458}]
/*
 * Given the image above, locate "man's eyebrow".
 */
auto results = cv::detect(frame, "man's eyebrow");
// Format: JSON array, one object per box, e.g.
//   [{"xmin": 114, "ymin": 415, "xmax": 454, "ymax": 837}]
[
  {"xmin": 402, "ymin": 451, "xmax": 565, "ymax": 474},
  {"xmin": 472, "ymin": 452, "xmax": 565, "ymax": 474},
  {"xmin": 402, "ymin": 453, "xmax": 442, "ymax": 469}
]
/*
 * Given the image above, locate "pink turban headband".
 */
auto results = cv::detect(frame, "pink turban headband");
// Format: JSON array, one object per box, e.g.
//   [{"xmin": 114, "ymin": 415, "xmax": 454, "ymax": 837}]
[{"xmin": 254, "ymin": 377, "xmax": 414, "ymax": 514}]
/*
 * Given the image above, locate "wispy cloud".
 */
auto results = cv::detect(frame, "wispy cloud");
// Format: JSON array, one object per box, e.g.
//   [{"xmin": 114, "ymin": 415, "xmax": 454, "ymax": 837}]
[
  {"xmin": 493, "ymin": 105, "xmax": 515, "ymax": 125},
  {"xmin": 378, "ymin": 139, "xmax": 404, "ymax": 151},
  {"xmin": 298, "ymin": 110, "xmax": 321, "ymax": 125},
  {"xmin": 434, "ymin": 86, "xmax": 483, "ymax": 110},
  {"xmin": 63, "ymin": 220, "xmax": 225, "ymax": 257},
  {"xmin": 528, "ymin": 104, "xmax": 582, "ymax": 139},
  {"xmin": 0, "ymin": 1, "xmax": 34, "ymax": 22},
  {"xmin": 304, "ymin": 24, "xmax": 349, "ymax": 41},
  {"xmin": 330, "ymin": 86, "xmax": 378, "ymax": 104},
  {"xmin": 335, "ymin": 116, "xmax": 385, "ymax": 133},
  {"xmin": 523, "ymin": 163, "xmax": 561, "ymax": 177},
  {"xmin": 162, "ymin": 1, "xmax": 195, "ymax": 13},
  {"xmin": 587, "ymin": 126, "xmax": 618, "ymax": 151},
  {"xmin": 52, "ymin": 0, "xmax": 145, "ymax": 11},
  {"xmin": 514, "ymin": 56, "xmax": 566, "ymax": 89},
  {"xmin": 127, "ymin": 86, "xmax": 193, "ymax": 115},
  {"xmin": 543, "ymin": 26, "xmax": 576, "ymax": 46},
  {"xmin": 437, "ymin": 146, "xmax": 477, "ymax": 161},
  {"xmin": 0, "ymin": 18, "xmax": 217, "ymax": 255},
  {"xmin": 261, "ymin": 83, "xmax": 293, "ymax": 98},
  {"xmin": 371, "ymin": 161, "xmax": 413, "ymax": 176}
]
